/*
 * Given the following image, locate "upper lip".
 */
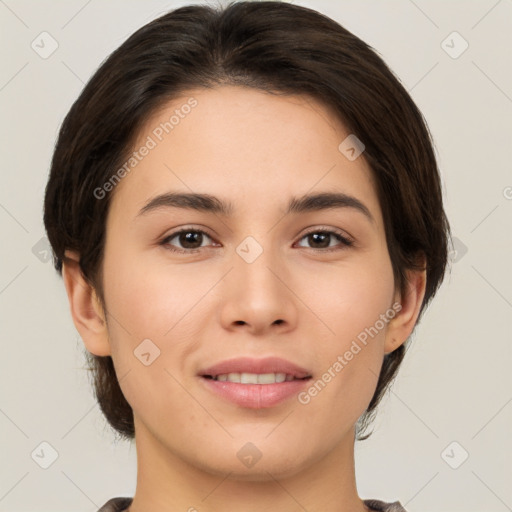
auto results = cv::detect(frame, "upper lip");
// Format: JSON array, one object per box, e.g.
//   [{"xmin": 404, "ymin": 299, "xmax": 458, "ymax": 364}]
[{"xmin": 199, "ymin": 357, "xmax": 311, "ymax": 379}]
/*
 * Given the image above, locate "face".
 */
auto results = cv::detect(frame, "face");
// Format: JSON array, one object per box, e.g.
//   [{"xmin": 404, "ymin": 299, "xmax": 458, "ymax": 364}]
[{"xmin": 98, "ymin": 85, "xmax": 400, "ymax": 479}]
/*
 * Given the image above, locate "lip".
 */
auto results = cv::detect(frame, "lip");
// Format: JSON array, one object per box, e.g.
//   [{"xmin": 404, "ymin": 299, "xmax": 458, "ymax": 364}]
[
  {"xmin": 199, "ymin": 356, "xmax": 311, "ymax": 379},
  {"xmin": 198, "ymin": 357, "xmax": 312, "ymax": 409}
]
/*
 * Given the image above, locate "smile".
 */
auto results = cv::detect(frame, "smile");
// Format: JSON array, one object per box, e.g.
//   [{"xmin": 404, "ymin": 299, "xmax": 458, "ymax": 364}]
[{"xmin": 203, "ymin": 372, "xmax": 309, "ymax": 384}]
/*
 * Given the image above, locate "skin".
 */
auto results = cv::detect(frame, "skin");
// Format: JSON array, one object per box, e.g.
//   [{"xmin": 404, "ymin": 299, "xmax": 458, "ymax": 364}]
[{"xmin": 63, "ymin": 85, "xmax": 426, "ymax": 512}]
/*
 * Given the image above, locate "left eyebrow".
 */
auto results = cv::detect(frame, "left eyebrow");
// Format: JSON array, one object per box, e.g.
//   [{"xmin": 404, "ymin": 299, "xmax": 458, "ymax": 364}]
[
  {"xmin": 287, "ymin": 191, "xmax": 374, "ymax": 224},
  {"xmin": 136, "ymin": 191, "xmax": 374, "ymax": 224}
]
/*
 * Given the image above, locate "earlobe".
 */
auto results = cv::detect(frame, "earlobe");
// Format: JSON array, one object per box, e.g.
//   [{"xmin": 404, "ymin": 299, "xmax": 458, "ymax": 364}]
[
  {"xmin": 384, "ymin": 262, "xmax": 427, "ymax": 355},
  {"xmin": 61, "ymin": 250, "xmax": 111, "ymax": 357}
]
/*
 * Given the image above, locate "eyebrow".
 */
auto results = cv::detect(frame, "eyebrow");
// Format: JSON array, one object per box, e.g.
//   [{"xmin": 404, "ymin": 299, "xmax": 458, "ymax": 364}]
[{"xmin": 137, "ymin": 191, "xmax": 374, "ymax": 224}]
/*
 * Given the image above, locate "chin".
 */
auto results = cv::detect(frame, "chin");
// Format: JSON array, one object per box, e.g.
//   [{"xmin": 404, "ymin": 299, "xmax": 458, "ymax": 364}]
[
  {"xmin": 191, "ymin": 438, "xmax": 314, "ymax": 481},
  {"xmin": 203, "ymin": 456, "xmax": 309, "ymax": 482}
]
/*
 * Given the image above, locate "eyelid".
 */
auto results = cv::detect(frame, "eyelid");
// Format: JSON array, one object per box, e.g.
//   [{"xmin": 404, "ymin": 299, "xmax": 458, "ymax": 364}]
[
  {"xmin": 160, "ymin": 224, "xmax": 355, "ymax": 254},
  {"xmin": 295, "ymin": 226, "xmax": 354, "ymax": 252},
  {"xmin": 159, "ymin": 226, "xmax": 217, "ymax": 251},
  {"xmin": 299, "ymin": 225, "xmax": 354, "ymax": 244}
]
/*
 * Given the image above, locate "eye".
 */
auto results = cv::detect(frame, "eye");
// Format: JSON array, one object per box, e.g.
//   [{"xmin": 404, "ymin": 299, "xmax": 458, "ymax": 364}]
[
  {"xmin": 160, "ymin": 227, "xmax": 354, "ymax": 254},
  {"xmin": 161, "ymin": 228, "xmax": 216, "ymax": 253},
  {"xmin": 295, "ymin": 228, "xmax": 354, "ymax": 252}
]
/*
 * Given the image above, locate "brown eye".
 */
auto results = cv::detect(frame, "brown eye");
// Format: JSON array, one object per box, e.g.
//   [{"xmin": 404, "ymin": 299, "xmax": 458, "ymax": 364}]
[
  {"xmin": 161, "ymin": 229, "xmax": 214, "ymax": 253},
  {"xmin": 296, "ymin": 229, "xmax": 353, "ymax": 251}
]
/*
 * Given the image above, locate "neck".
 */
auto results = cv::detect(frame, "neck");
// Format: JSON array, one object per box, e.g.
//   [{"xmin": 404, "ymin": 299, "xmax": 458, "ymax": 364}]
[{"xmin": 127, "ymin": 419, "xmax": 370, "ymax": 512}]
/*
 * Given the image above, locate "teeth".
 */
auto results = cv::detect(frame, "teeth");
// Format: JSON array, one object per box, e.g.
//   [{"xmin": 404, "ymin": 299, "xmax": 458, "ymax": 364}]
[
  {"xmin": 241, "ymin": 372, "xmax": 259, "ymax": 384},
  {"xmin": 213, "ymin": 372, "xmax": 290, "ymax": 384}
]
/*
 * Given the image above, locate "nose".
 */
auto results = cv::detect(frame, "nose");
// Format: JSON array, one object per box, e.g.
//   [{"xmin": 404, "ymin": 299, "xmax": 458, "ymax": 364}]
[{"xmin": 218, "ymin": 244, "xmax": 299, "ymax": 336}]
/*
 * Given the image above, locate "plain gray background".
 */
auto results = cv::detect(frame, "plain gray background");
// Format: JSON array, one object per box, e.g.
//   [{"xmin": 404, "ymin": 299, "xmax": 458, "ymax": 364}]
[{"xmin": 1, "ymin": 0, "xmax": 511, "ymax": 511}]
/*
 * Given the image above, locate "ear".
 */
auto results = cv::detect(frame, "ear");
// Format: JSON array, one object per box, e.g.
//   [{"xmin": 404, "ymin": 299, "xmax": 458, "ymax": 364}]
[
  {"xmin": 384, "ymin": 256, "xmax": 427, "ymax": 355},
  {"xmin": 61, "ymin": 250, "xmax": 111, "ymax": 356}
]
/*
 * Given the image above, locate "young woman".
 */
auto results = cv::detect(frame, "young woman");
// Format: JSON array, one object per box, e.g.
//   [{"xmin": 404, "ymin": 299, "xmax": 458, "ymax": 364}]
[{"xmin": 43, "ymin": 2, "xmax": 451, "ymax": 511}]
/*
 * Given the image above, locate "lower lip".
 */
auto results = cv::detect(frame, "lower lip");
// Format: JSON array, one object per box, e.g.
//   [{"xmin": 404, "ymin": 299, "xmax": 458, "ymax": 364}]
[{"xmin": 199, "ymin": 377, "xmax": 311, "ymax": 408}]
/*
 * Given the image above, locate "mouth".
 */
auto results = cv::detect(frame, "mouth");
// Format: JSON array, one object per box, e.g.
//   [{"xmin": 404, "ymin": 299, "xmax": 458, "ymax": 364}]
[
  {"xmin": 201, "ymin": 372, "xmax": 311, "ymax": 384},
  {"xmin": 198, "ymin": 357, "xmax": 312, "ymax": 408},
  {"xmin": 198, "ymin": 356, "xmax": 312, "ymax": 382}
]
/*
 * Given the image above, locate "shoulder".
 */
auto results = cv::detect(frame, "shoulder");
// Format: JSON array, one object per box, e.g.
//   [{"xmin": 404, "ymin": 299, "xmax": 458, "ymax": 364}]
[
  {"xmin": 97, "ymin": 497, "xmax": 133, "ymax": 512},
  {"xmin": 364, "ymin": 498, "xmax": 408, "ymax": 512},
  {"xmin": 97, "ymin": 496, "xmax": 405, "ymax": 512}
]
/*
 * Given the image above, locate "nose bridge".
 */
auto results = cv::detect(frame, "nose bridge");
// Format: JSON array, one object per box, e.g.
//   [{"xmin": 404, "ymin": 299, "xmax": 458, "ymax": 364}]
[
  {"xmin": 219, "ymin": 231, "xmax": 298, "ymax": 332},
  {"xmin": 234, "ymin": 233, "xmax": 283, "ymax": 299}
]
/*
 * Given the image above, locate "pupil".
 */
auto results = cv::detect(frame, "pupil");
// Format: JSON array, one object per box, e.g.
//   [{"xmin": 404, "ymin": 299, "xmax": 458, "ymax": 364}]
[
  {"xmin": 310, "ymin": 233, "xmax": 329, "ymax": 248},
  {"xmin": 178, "ymin": 232, "xmax": 331, "ymax": 249},
  {"xmin": 181, "ymin": 231, "xmax": 201, "ymax": 248}
]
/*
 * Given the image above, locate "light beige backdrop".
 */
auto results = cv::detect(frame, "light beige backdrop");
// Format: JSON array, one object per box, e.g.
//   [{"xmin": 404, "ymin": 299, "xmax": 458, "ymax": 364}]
[{"xmin": 1, "ymin": 1, "xmax": 511, "ymax": 511}]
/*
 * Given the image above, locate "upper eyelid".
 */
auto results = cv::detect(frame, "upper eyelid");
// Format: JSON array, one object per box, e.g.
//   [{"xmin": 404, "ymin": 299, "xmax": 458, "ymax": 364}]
[
  {"xmin": 300, "ymin": 226, "xmax": 352, "ymax": 239},
  {"xmin": 162, "ymin": 227, "xmax": 215, "ymax": 243},
  {"xmin": 162, "ymin": 226, "xmax": 353, "ymax": 246}
]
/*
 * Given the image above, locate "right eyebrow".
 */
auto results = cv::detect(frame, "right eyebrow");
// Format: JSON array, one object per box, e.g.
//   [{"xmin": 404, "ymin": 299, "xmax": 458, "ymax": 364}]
[{"xmin": 137, "ymin": 192, "xmax": 234, "ymax": 217}]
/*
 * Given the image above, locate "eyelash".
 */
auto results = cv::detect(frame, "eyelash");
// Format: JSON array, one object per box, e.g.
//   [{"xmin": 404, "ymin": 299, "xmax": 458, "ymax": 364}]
[{"xmin": 160, "ymin": 227, "xmax": 354, "ymax": 254}]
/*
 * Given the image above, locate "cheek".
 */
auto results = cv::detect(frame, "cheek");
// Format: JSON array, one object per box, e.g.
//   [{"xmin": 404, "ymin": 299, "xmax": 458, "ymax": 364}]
[
  {"xmin": 101, "ymin": 246, "xmax": 208, "ymax": 340},
  {"xmin": 100, "ymin": 250, "xmax": 207, "ymax": 426},
  {"xmin": 100, "ymin": 248, "xmax": 216, "ymax": 410},
  {"xmin": 340, "ymin": 265, "xmax": 395, "ymax": 339},
  {"xmin": 297, "ymin": 255, "xmax": 395, "ymax": 415},
  {"xmin": 301, "ymin": 252, "xmax": 395, "ymax": 342}
]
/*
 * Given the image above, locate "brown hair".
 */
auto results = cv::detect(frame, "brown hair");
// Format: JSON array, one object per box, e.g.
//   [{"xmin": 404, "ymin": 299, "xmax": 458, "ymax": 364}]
[{"xmin": 43, "ymin": 0, "xmax": 451, "ymax": 441}]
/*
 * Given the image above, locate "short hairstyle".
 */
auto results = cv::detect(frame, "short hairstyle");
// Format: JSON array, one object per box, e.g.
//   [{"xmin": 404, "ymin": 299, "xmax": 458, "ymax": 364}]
[{"xmin": 43, "ymin": 0, "xmax": 451, "ymax": 441}]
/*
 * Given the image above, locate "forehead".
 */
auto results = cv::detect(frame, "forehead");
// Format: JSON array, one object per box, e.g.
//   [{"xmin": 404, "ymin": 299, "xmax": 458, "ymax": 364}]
[{"xmin": 108, "ymin": 85, "xmax": 382, "ymax": 226}]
